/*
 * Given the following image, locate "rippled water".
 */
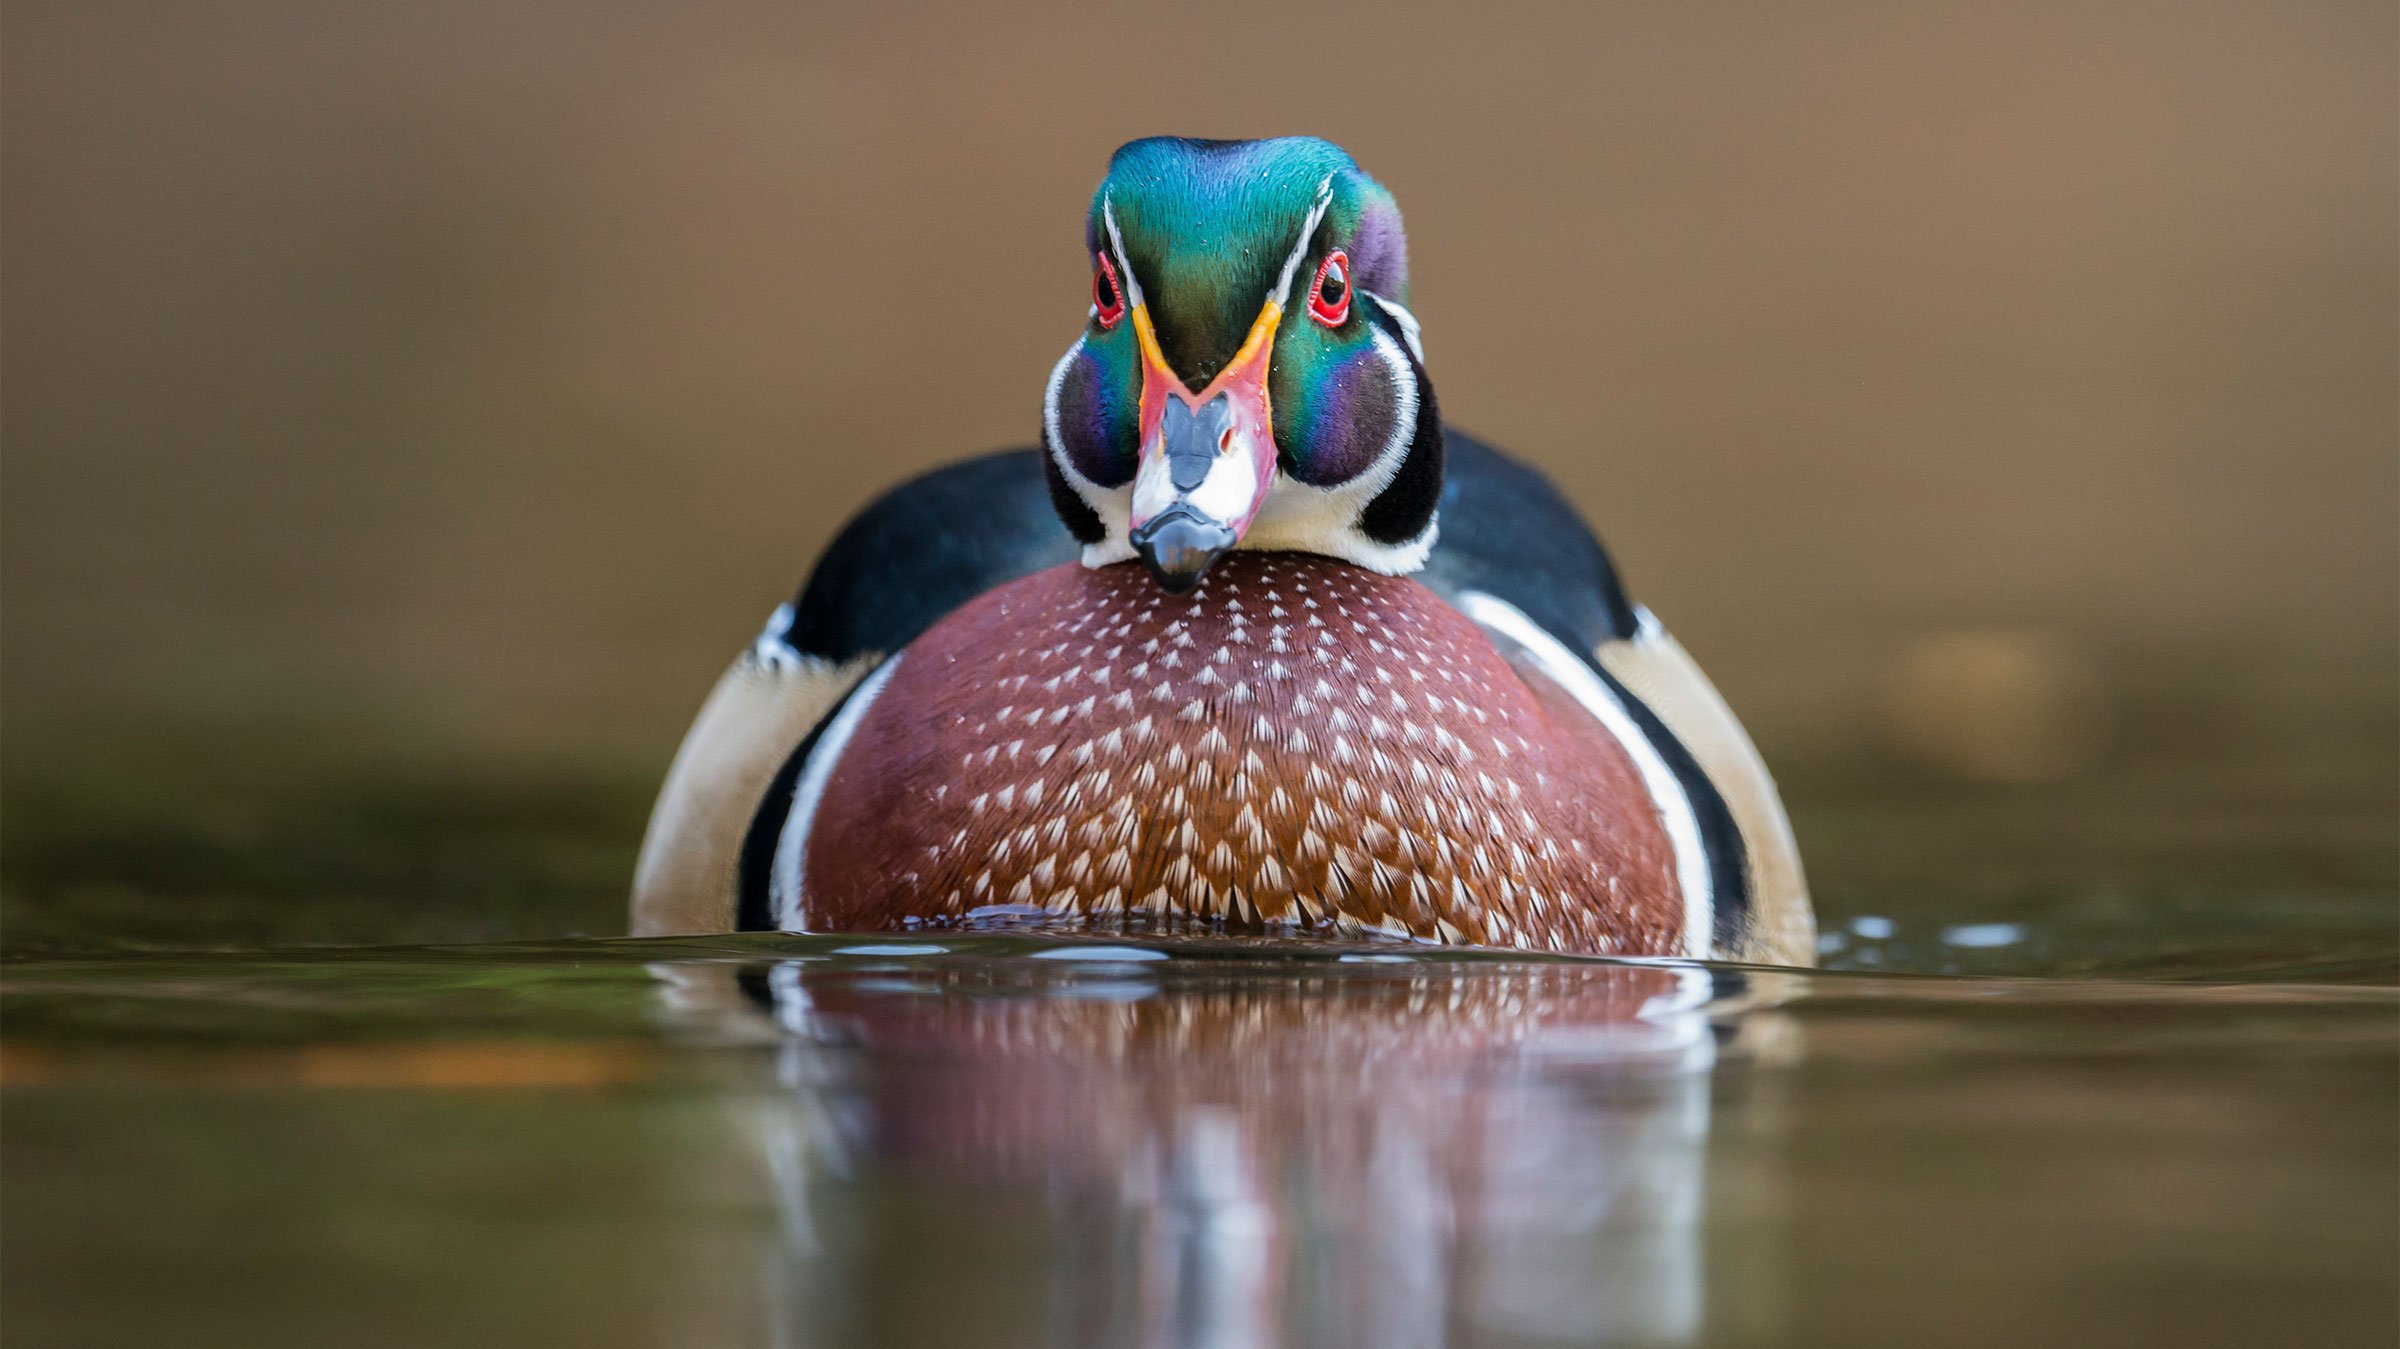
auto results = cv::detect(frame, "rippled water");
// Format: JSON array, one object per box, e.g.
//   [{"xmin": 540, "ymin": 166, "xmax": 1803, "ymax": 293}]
[{"xmin": 3, "ymin": 770, "xmax": 2395, "ymax": 1348}]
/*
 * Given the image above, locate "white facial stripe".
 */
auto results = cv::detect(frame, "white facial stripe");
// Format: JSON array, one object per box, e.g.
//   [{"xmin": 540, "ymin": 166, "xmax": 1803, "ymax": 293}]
[
  {"xmin": 1043, "ymin": 335, "xmax": 1136, "ymax": 567},
  {"xmin": 1271, "ymin": 176, "xmax": 1339, "ymax": 310},
  {"xmin": 1041, "ymin": 333, "xmax": 1081, "ymax": 465},
  {"xmin": 1116, "ymin": 180, "xmax": 1333, "ymax": 325},
  {"xmin": 1360, "ymin": 321, "xmax": 1422, "ymax": 492},
  {"xmin": 1365, "ymin": 291, "xmax": 1425, "ymax": 363},
  {"xmin": 1101, "ymin": 196, "xmax": 1146, "ymax": 310}
]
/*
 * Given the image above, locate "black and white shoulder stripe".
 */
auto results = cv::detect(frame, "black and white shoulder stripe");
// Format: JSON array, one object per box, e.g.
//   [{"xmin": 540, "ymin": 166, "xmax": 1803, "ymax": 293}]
[{"xmin": 732, "ymin": 653, "xmax": 903, "ymax": 931}]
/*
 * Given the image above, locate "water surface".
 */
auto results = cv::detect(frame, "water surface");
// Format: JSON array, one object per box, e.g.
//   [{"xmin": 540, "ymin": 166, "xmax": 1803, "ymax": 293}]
[{"xmin": 4, "ymin": 766, "xmax": 2394, "ymax": 1347}]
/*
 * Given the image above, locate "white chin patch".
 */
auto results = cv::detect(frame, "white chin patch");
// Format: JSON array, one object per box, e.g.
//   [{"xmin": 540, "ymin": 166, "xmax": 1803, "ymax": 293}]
[
  {"xmin": 1187, "ymin": 441, "xmax": 1264, "ymax": 523},
  {"xmin": 1129, "ymin": 449, "xmax": 1178, "ymax": 522},
  {"xmin": 1245, "ymin": 499, "xmax": 1437, "ymax": 575},
  {"xmin": 1081, "ymin": 536, "xmax": 1136, "ymax": 567},
  {"xmin": 1129, "ymin": 433, "xmax": 1266, "ymax": 534}
]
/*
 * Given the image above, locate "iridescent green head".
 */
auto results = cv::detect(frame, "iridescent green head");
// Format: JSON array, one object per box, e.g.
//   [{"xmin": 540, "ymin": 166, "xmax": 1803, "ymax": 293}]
[{"xmin": 1042, "ymin": 137, "xmax": 1440, "ymax": 593}]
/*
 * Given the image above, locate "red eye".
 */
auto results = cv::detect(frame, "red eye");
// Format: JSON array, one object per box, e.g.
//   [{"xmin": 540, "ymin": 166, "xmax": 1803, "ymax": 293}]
[
  {"xmin": 1092, "ymin": 252, "xmax": 1125, "ymax": 329},
  {"xmin": 1307, "ymin": 249, "xmax": 1351, "ymax": 327}
]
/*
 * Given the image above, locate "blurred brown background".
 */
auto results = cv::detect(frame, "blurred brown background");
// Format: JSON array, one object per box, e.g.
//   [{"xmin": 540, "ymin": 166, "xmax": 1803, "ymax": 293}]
[{"xmin": 5, "ymin": 0, "xmax": 2393, "ymax": 800}]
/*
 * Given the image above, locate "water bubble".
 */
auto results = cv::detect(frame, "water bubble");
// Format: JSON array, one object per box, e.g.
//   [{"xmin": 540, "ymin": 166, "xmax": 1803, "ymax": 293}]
[{"xmin": 1941, "ymin": 923, "xmax": 2027, "ymax": 949}]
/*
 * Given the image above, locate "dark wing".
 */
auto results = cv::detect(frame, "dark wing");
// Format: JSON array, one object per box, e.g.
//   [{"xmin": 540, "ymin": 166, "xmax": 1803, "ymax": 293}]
[
  {"xmin": 633, "ymin": 448, "xmax": 1076, "ymax": 935},
  {"xmin": 784, "ymin": 448, "xmax": 1082, "ymax": 662},
  {"xmin": 1416, "ymin": 430, "xmax": 1641, "ymax": 651}
]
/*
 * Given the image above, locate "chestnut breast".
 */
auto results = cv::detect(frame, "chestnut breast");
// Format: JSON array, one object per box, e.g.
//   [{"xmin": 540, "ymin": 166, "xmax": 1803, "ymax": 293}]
[{"xmin": 799, "ymin": 552, "xmax": 1684, "ymax": 954}]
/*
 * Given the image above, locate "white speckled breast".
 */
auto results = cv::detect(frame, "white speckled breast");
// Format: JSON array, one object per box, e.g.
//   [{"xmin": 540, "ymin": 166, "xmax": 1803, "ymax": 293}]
[{"xmin": 798, "ymin": 552, "xmax": 1684, "ymax": 955}]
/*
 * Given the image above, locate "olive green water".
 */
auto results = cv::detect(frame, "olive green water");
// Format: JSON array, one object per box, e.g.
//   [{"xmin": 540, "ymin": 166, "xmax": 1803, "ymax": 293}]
[{"xmin": 4, "ymin": 756, "xmax": 2395, "ymax": 1348}]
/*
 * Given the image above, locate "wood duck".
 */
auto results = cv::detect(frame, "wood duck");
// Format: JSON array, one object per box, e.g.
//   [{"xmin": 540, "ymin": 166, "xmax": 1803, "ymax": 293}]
[{"xmin": 632, "ymin": 136, "xmax": 1812, "ymax": 963}]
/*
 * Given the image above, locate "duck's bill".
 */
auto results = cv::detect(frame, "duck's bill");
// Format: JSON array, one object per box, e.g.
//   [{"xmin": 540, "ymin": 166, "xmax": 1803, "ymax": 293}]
[
  {"xmin": 1128, "ymin": 503, "xmax": 1239, "ymax": 594},
  {"xmin": 1127, "ymin": 396, "xmax": 1271, "ymax": 593},
  {"xmin": 1126, "ymin": 301, "xmax": 1282, "ymax": 594}
]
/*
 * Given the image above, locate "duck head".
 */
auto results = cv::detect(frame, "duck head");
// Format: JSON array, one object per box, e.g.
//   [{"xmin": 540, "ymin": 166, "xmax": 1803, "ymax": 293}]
[{"xmin": 1043, "ymin": 137, "xmax": 1441, "ymax": 593}]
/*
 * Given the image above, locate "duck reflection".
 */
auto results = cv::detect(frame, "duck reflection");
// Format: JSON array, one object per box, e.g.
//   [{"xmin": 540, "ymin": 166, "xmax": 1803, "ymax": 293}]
[{"xmin": 655, "ymin": 950, "xmax": 1794, "ymax": 1348}]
